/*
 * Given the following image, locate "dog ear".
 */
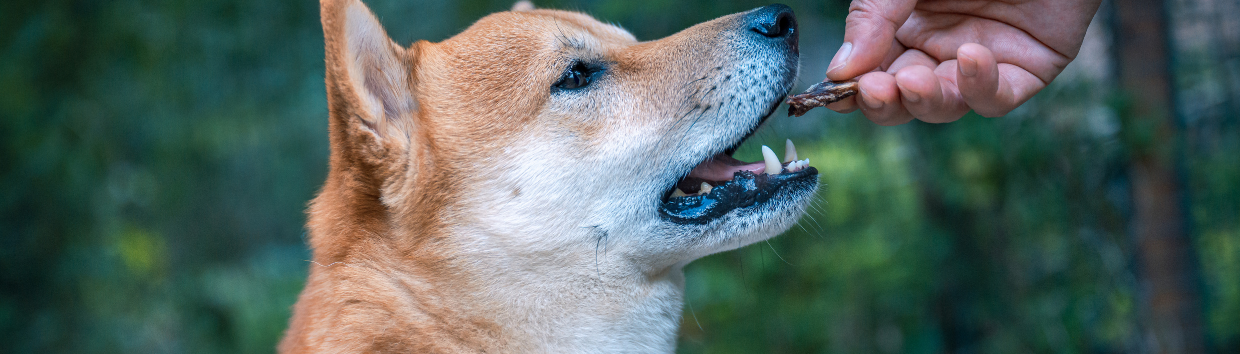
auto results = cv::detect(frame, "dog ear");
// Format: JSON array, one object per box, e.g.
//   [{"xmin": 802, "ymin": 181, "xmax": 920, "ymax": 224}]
[
  {"xmin": 322, "ymin": 0, "xmax": 416, "ymax": 142},
  {"xmin": 512, "ymin": 1, "xmax": 535, "ymax": 11}
]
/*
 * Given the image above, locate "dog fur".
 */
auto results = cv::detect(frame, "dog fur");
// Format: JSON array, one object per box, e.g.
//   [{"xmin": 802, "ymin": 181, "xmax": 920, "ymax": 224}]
[{"xmin": 280, "ymin": 1, "xmax": 813, "ymax": 352}]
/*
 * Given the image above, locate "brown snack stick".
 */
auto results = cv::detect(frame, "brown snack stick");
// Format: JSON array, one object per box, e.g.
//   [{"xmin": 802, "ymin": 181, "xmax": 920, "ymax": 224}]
[{"xmin": 785, "ymin": 80, "xmax": 859, "ymax": 117}]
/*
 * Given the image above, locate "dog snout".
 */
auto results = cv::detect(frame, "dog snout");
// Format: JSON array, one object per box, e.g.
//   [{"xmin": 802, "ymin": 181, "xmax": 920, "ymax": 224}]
[{"xmin": 747, "ymin": 4, "xmax": 798, "ymax": 51}]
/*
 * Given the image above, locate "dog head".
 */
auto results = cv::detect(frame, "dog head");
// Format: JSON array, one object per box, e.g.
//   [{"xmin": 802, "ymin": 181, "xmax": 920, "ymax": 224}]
[
  {"xmin": 299, "ymin": 0, "xmax": 819, "ymax": 350},
  {"xmin": 315, "ymin": 0, "xmax": 815, "ymax": 274}
]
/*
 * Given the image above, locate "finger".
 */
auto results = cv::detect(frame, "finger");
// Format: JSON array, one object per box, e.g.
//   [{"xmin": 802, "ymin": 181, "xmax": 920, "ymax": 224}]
[
  {"xmin": 825, "ymin": 95, "xmax": 858, "ymax": 113},
  {"xmin": 955, "ymin": 44, "xmax": 1047, "ymax": 117},
  {"xmin": 879, "ymin": 40, "xmax": 907, "ymax": 71},
  {"xmin": 894, "ymin": 65, "xmax": 970, "ymax": 123},
  {"xmin": 855, "ymin": 71, "xmax": 913, "ymax": 126},
  {"xmin": 883, "ymin": 49, "xmax": 967, "ymax": 122},
  {"xmin": 859, "ymin": 49, "xmax": 936, "ymax": 124},
  {"xmin": 955, "ymin": 44, "xmax": 1001, "ymax": 116},
  {"xmin": 885, "ymin": 48, "xmax": 937, "ymax": 74},
  {"xmin": 825, "ymin": 66, "xmax": 885, "ymax": 113},
  {"xmin": 826, "ymin": 0, "xmax": 917, "ymax": 81}
]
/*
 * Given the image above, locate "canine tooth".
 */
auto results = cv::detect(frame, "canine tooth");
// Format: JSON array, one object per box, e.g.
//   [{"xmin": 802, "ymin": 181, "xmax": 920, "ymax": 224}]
[
  {"xmin": 784, "ymin": 139, "xmax": 798, "ymax": 163},
  {"xmin": 700, "ymin": 182, "xmax": 713, "ymax": 194},
  {"xmin": 671, "ymin": 188, "xmax": 689, "ymax": 198},
  {"xmin": 761, "ymin": 145, "xmax": 781, "ymax": 175}
]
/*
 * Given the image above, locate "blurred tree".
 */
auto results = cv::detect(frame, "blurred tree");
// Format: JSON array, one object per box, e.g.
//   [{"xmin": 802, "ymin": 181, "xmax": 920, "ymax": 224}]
[{"xmin": 1112, "ymin": 0, "xmax": 1207, "ymax": 352}]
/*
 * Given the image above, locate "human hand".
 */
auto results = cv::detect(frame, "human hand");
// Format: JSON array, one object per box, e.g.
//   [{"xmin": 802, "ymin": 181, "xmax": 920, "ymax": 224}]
[{"xmin": 823, "ymin": 0, "xmax": 1102, "ymax": 125}]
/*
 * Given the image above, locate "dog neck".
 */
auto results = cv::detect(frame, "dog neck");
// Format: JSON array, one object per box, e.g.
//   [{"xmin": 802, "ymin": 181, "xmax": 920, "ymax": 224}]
[{"xmin": 284, "ymin": 162, "xmax": 687, "ymax": 352}]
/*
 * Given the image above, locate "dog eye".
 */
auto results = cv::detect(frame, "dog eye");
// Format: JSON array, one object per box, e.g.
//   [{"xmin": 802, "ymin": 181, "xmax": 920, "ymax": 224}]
[{"xmin": 554, "ymin": 62, "xmax": 594, "ymax": 90}]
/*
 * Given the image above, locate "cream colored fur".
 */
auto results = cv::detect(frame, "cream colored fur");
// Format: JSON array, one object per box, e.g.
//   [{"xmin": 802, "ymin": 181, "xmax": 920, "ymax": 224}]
[{"xmin": 280, "ymin": 1, "xmax": 812, "ymax": 352}]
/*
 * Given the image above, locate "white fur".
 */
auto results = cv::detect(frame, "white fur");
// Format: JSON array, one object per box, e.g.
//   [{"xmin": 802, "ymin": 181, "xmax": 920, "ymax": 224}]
[{"xmin": 368, "ymin": 6, "xmax": 812, "ymax": 352}]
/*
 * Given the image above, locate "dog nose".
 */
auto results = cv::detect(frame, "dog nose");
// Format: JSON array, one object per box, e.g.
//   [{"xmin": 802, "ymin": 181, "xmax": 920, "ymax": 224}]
[{"xmin": 748, "ymin": 4, "xmax": 797, "ymax": 47}]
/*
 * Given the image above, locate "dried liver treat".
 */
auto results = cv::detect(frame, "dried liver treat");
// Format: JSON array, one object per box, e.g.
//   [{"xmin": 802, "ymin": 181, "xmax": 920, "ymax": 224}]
[{"xmin": 785, "ymin": 80, "xmax": 859, "ymax": 117}]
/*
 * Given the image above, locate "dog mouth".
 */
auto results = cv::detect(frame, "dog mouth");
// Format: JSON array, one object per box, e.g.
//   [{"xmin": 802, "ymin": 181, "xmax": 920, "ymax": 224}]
[{"xmin": 659, "ymin": 137, "xmax": 817, "ymax": 224}]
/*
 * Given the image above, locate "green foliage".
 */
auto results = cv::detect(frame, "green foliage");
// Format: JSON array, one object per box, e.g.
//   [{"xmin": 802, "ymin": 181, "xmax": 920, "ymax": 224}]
[
  {"xmin": 1, "ymin": 0, "xmax": 324, "ymax": 351},
  {"xmin": 1, "ymin": 0, "xmax": 1236, "ymax": 353}
]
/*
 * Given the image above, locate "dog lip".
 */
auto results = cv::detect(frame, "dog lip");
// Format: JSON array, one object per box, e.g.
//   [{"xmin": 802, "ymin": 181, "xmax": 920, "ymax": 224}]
[
  {"xmin": 658, "ymin": 167, "xmax": 818, "ymax": 224},
  {"xmin": 660, "ymin": 50, "xmax": 803, "ymax": 224}
]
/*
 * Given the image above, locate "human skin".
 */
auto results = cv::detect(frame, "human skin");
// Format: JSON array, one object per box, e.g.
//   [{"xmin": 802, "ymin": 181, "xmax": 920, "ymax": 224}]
[{"xmin": 822, "ymin": 0, "xmax": 1103, "ymax": 125}]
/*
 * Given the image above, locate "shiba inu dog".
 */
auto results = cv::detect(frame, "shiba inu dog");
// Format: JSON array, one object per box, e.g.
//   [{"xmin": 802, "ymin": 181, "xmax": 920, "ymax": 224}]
[{"xmin": 280, "ymin": 0, "xmax": 816, "ymax": 352}]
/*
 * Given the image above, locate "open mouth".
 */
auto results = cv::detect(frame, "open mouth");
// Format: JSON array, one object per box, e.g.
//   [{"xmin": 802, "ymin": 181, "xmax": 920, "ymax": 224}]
[{"xmin": 659, "ymin": 138, "xmax": 818, "ymax": 224}]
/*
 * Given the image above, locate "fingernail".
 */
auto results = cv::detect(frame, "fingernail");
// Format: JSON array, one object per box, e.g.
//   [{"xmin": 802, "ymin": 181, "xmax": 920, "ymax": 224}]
[
  {"xmin": 959, "ymin": 54, "xmax": 978, "ymax": 77},
  {"xmin": 860, "ymin": 87, "xmax": 882, "ymax": 109},
  {"xmin": 897, "ymin": 82, "xmax": 921, "ymax": 103},
  {"xmin": 826, "ymin": 42, "xmax": 853, "ymax": 75}
]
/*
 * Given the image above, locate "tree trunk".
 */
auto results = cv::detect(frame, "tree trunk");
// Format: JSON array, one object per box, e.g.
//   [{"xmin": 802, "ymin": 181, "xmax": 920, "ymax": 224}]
[{"xmin": 1111, "ymin": 0, "xmax": 1206, "ymax": 353}]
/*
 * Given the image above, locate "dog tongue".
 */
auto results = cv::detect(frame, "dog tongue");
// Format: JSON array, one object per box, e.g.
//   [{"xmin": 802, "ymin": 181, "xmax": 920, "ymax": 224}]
[{"xmin": 687, "ymin": 153, "xmax": 766, "ymax": 182}]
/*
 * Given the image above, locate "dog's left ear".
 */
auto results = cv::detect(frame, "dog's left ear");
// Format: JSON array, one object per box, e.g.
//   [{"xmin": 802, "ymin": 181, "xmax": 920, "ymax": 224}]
[{"xmin": 322, "ymin": 0, "xmax": 416, "ymax": 143}]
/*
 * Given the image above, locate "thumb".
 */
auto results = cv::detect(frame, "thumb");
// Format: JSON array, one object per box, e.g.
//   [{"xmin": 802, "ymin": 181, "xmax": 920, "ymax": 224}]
[{"xmin": 826, "ymin": 0, "xmax": 916, "ymax": 81}]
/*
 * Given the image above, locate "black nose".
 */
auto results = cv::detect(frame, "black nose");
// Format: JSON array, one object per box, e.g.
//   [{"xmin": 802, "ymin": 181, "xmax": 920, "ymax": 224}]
[{"xmin": 748, "ymin": 4, "xmax": 797, "ymax": 46}]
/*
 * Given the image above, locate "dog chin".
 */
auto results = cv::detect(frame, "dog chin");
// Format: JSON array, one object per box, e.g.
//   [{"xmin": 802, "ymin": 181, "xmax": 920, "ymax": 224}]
[{"xmin": 653, "ymin": 168, "xmax": 818, "ymax": 263}]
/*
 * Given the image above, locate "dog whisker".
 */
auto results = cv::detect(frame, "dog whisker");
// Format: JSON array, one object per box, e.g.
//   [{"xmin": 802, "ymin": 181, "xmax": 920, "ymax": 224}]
[
  {"xmin": 685, "ymin": 294, "xmax": 705, "ymax": 332},
  {"xmin": 307, "ymin": 260, "xmax": 351, "ymax": 267},
  {"xmin": 765, "ymin": 239, "xmax": 792, "ymax": 266},
  {"xmin": 581, "ymin": 224, "xmax": 610, "ymax": 281}
]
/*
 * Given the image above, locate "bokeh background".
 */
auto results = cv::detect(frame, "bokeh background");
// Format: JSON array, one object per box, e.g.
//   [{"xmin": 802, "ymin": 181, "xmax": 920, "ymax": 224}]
[{"xmin": 2, "ymin": 0, "xmax": 1237, "ymax": 352}]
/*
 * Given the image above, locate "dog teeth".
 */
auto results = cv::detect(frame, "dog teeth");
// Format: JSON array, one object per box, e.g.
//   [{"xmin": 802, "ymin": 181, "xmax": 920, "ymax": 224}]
[
  {"xmin": 781, "ymin": 157, "xmax": 811, "ymax": 173},
  {"xmin": 671, "ymin": 183, "xmax": 714, "ymax": 198},
  {"xmin": 761, "ymin": 145, "xmax": 781, "ymax": 175},
  {"xmin": 784, "ymin": 139, "xmax": 798, "ymax": 163}
]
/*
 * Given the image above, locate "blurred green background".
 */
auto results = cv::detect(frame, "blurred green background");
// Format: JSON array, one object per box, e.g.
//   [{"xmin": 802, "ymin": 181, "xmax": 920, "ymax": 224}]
[{"xmin": 2, "ymin": 0, "xmax": 1237, "ymax": 352}]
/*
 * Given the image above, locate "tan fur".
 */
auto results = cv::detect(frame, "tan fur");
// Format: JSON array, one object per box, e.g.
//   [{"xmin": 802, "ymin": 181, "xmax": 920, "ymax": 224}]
[{"xmin": 282, "ymin": 1, "xmax": 808, "ymax": 352}]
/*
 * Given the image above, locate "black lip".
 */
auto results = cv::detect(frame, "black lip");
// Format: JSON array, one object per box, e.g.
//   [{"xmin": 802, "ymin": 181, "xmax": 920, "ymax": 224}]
[
  {"xmin": 659, "ymin": 167, "xmax": 818, "ymax": 225},
  {"xmin": 666, "ymin": 37, "xmax": 803, "ymax": 224}
]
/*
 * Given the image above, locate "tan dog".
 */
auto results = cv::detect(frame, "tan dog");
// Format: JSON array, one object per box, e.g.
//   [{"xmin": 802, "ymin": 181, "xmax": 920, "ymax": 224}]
[{"xmin": 281, "ymin": 0, "xmax": 816, "ymax": 352}]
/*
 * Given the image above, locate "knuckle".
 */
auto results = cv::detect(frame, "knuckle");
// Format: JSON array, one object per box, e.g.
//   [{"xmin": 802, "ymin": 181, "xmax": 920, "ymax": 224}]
[
  {"xmin": 916, "ymin": 112, "xmax": 960, "ymax": 123},
  {"xmin": 846, "ymin": 2, "xmax": 902, "ymax": 34}
]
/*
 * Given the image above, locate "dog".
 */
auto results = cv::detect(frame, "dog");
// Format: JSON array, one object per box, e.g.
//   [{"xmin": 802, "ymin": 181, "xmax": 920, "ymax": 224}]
[{"xmin": 280, "ymin": 0, "xmax": 816, "ymax": 352}]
